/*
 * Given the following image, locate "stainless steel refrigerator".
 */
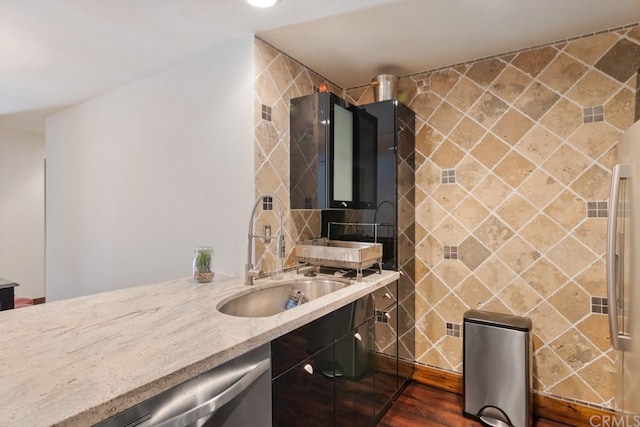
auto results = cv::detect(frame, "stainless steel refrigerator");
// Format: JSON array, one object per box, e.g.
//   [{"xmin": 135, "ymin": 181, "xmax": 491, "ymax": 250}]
[{"xmin": 608, "ymin": 119, "xmax": 640, "ymax": 416}]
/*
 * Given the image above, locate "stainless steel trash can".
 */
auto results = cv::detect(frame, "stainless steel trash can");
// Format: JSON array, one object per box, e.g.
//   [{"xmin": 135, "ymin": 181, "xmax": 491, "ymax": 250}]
[{"xmin": 463, "ymin": 310, "xmax": 532, "ymax": 427}]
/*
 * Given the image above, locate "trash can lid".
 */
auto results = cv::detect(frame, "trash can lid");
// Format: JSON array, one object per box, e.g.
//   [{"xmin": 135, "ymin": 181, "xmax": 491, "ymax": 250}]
[{"xmin": 463, "ymin": 309, "xmax": 532, "ymax": 332}]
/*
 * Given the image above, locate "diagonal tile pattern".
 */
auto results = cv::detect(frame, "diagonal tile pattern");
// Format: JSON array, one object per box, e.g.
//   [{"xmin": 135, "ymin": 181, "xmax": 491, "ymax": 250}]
[
  {"xmin": 254, "ymin": 38, "xmax": 341, "ymax": 270},
  {"xmin": 345, "ymin": 24, "xmax": 640, "ymax": 408},
  {"xmin": 256, "ymin": 38, "xmax": 417, "ymax": 368},
  {"xmin": 261, "ymin": 22, "xmax": 640, "ymax": 410}
]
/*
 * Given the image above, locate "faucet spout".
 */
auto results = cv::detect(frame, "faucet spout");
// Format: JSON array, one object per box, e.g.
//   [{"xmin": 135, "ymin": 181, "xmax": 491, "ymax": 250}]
[{"xmin": 246, "ymin": 193, "xmax": 285, "ymax": 286}]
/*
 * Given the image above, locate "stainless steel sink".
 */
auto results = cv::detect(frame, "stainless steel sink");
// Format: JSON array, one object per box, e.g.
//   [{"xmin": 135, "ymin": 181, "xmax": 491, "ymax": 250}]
[{"xmin": 217, "ymin": 278, "xmax": 349, "ymax": 318}]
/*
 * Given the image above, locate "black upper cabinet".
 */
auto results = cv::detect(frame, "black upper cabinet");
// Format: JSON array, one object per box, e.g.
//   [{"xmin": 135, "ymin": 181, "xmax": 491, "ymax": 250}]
[
  {"xmin": 322, "ymin": 100, "xmax": 415, "ymax": 270},
  {"xmin": 351, "ymin": 107, "xmax": 377, "ymax": 209},
  {"xmin": 290, "ymin": 92, "xmax": 377, "ymax": 210},
  {"xmin": 290, "ymin": 92, "xmax": 329, "ymax": 210}
]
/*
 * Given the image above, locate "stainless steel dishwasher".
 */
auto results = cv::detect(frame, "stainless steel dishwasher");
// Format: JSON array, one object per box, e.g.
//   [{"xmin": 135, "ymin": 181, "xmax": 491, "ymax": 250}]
[{"xmin": 95, "ymin": 344, "xmax": 271, "ymax": 427}]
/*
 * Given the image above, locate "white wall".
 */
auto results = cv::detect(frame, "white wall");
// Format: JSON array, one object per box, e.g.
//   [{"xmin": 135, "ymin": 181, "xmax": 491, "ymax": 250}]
[
  {"xmin": 0, "ymin": 126, "xmax": 45, "ymax": 299},
  {"xmin": 46, "ymin": 36, "xmax": 255, "ymax": 301}
]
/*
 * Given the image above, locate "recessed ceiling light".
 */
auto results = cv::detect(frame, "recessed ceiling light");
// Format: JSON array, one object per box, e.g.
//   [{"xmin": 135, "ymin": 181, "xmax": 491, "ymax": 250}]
[{"xmin": 247, "ymin": 0, "xmax": 278, "ymax": 7}]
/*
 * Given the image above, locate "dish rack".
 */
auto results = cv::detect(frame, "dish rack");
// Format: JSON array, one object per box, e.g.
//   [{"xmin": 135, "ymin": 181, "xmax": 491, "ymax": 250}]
[{"xmin": 295, "ymin": 222, "xmax": 383, "ymax": 280}]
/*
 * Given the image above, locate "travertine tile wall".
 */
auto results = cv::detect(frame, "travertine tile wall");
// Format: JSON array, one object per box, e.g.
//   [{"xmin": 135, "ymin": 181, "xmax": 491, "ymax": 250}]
[
  {"xmin": 345, "ymin": 25, "xmax": 640, "ymax": 408},
  {"xmin": 254, "ymin": 38, "xmax": 341, "ymax": 269},
  {"xmin": 255, "ymin": 37, "xmax": 416, "ymax": 368},
  {"xmin": 394, "ymin": 106, "xmax": 417, "ymax": 365},
  {"xmin": 259, "ymin": 24, "xmax": 640, "ymax": 408}
]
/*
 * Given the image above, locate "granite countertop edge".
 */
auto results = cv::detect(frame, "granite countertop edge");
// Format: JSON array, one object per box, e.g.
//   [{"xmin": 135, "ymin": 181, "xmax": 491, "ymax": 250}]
[{"xmin": 0, "ymin": 269, "xmax": 399, "ymax": 427}]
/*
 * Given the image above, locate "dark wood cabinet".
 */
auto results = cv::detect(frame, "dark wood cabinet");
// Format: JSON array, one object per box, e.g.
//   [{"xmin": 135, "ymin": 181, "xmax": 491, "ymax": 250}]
[
  {"xmin": 317, "ymin": 100, "xmax": 416, "ymax": 388},
  {"xmin": 290, "ymin": 92, "xmax": 378, "ymax": 210},
  {"xmin": 272, "ymin": 291, "xmax": 403, "ymax": 426},
  {"xmin": 272, "ymin": 346, "xmax": 334, "ymax": 427},
  {"xmin": 0, "ymin": 279, "xmax": 17, "ymax": 311},
  {"xmin": 371, "ymin": 280, "xmax": 399, "ymax": 414},
  {"xmin": 334, "ymin": 318, "xmax": 376, "ymax": 426},
  {"xmin": 271, "ymin": 312, "xmax": 335, "ymax": 379},
  {"xmin": 272, "ymin": 308, "xmax": 337, "ymax": 427},
  {"xmin": 373, "ymin": 353, "xmax": 398, "ymax": 416}
]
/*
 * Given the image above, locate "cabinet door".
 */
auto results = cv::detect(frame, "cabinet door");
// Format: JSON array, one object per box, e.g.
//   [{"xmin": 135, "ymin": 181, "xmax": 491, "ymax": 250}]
[
  {"xmin": 334, "ymin": 294, "xmax": 374, "ymax": 339},
  {"xmin": 352, "ymin": 106, "xmax": 377, "ymax": 209},
  {"xmin": 372, "ymin": 281, "xmax": 397, "ymax": 312},
  {"xmin": 334, "ymin": 319, "xmax": 375, "ymax": 426},
  {"xmin": 329, "ymin": 102, "xmax": 355, "ymax": 208},
  {"xmin": 374, "ymin": 307, "xmax": 398, "ymax": 415},
  {"xmin": 272, "ymin": 345, "xmax": 334, "ymax": 427},
  {"xmin": 372, "ymin": 282, "xmax": 399, "ymax": 414},
  {"xmin": 272, "ymin": 312, "xmax": 334, "ymax": 379}
]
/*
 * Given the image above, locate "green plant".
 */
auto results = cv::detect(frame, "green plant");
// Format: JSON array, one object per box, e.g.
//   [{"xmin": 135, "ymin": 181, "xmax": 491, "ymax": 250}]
[{"xmin": 195, "ymin": 249, "xmax": 212, "ymax": 273}]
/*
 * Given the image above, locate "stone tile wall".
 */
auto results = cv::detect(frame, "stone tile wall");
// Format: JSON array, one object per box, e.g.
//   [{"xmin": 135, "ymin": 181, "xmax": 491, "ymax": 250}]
[
  {"xmin": 254, "ymin": 38, "xmax": 341, "ymax": 269},
  {"xmin": 259, "ymin": 23, "xmax": 640, "ymax": 408},
  {"xmin": 345, "ymin": 24, "xmax": 640, "ymax": 408},
  {"xmin": 255, "ymin": 37, "xmax": 416, "ymax": 369},
  {"xmin": 395, "ymin": 105, "xmax": 417, "ymax": 364}
]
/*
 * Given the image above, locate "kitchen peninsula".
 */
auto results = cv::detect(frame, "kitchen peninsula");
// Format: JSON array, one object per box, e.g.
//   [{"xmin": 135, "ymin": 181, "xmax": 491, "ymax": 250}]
[
  {"xmin": 0, "ymin": 270, "xmax": 398, "ymax": 426},
  {"xmin": 0, "ymin": 277, "xmax": 18, "ymax": 311}
]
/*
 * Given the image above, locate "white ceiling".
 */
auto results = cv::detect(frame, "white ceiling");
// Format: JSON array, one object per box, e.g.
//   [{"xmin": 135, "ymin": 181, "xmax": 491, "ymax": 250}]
[
  {"xmin": 260, "ymin": 0, "xmax": 640, "ymax": 88},
  {"xmin": 0, "ymin": 0, "xmax": 398, "ymax": 132},
  {"xmin": 1, "ymin": 0, "xmax": 639, "ymax": 133}
]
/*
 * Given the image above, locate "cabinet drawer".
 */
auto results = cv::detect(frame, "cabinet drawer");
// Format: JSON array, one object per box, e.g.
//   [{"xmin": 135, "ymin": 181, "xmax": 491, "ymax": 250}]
[
  {"xmin": 272, "ymin": 311, "xmax": 334, "ymax": 379},
  {"xmin": 334, "ymin": 294, "xmax": 374, "ymax": 339},
  {"xmin": 372, "ymin": 281, "xmax": 397, "ymax": 311},
  {"xmin": 374, "ymin": 305, "xmax": 397, "ymax": 356},
  {"xmin": 272, "ymin": 346, "xmax": 334, "ymax": 427}
]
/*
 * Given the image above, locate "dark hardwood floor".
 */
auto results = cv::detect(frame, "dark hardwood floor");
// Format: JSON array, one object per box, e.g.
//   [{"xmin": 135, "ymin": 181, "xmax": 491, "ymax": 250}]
[{"xmin": 378, "ymin": 382, "xmax": 575, "ymax": 427}]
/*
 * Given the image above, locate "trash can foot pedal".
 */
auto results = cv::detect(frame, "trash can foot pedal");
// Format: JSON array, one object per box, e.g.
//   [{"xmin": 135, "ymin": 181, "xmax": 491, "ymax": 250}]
[
  {"xmin": 480, "ymin": 416, "xmax": 511, "ymax": 427},
  {"xmin": 478, "ymin": 405, "xmax": 513, "ymax": 427}
]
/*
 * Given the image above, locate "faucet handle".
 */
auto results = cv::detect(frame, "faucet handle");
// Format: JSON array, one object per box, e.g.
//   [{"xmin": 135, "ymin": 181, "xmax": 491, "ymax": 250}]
[{"xmin": 277, "ymin": 235, "xmax": 285, "ymax": 258}]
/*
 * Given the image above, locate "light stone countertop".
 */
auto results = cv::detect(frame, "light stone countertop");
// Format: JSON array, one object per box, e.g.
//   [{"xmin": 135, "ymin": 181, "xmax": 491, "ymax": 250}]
[
  {"xmin": 0, "ymin": 277, "xmax": 18, "ymax": 289},
  {"xmin": 0, "ymin": 270, "xmax": 399, "ymax": 427}
]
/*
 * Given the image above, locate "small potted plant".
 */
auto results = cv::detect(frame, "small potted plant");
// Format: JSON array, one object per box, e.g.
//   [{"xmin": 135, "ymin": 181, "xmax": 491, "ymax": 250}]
[{"xmin": 193, "ymin": 246, "xmax": 214, "ymax": 283}]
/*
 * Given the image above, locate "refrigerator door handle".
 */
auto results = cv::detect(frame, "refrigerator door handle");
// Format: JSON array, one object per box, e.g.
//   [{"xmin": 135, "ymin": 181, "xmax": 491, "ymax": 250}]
[
  {"xmin": 618, "ymin": 229, "xmax": 625, "ymax": 310},
  {"xmin": 607, "ymin": 163, "xmax": 632, "ymax": 351}
]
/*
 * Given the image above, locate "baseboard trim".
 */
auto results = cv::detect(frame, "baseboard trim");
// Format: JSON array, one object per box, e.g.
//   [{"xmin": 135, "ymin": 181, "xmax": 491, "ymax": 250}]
[
  {"xmin": 532, "ymin": 393, "xmax": 614, "ymax": 426},
  {"xmin": 373, "ymin": 353, "xmax": 416, "ymax": 379},
  {"xmin": 412, "ymin": 363, "xmax": 463, "ymax": 395},
  {"xmin": 32, "ymin": 297, "xmax": 46, "ymax": 305},
  {"xmin": 412, "ymin": 363, "xmax": 614, "ymax": 426}
]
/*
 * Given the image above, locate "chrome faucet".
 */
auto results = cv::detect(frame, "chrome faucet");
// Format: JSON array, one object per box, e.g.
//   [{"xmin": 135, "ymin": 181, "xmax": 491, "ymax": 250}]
[
  {"xmin": 373, "ymin": 200, "xmax": 394, "ymax": 227},
  {"xmin": 246, "ymin": 193, "xmax": 284, "ymax": 286}
]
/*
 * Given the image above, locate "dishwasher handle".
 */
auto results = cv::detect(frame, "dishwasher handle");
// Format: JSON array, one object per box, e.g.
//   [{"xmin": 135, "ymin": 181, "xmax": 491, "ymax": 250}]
[{"xmin": 153, "ymin": 358, "xmax": 271, "ymax": 427}]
